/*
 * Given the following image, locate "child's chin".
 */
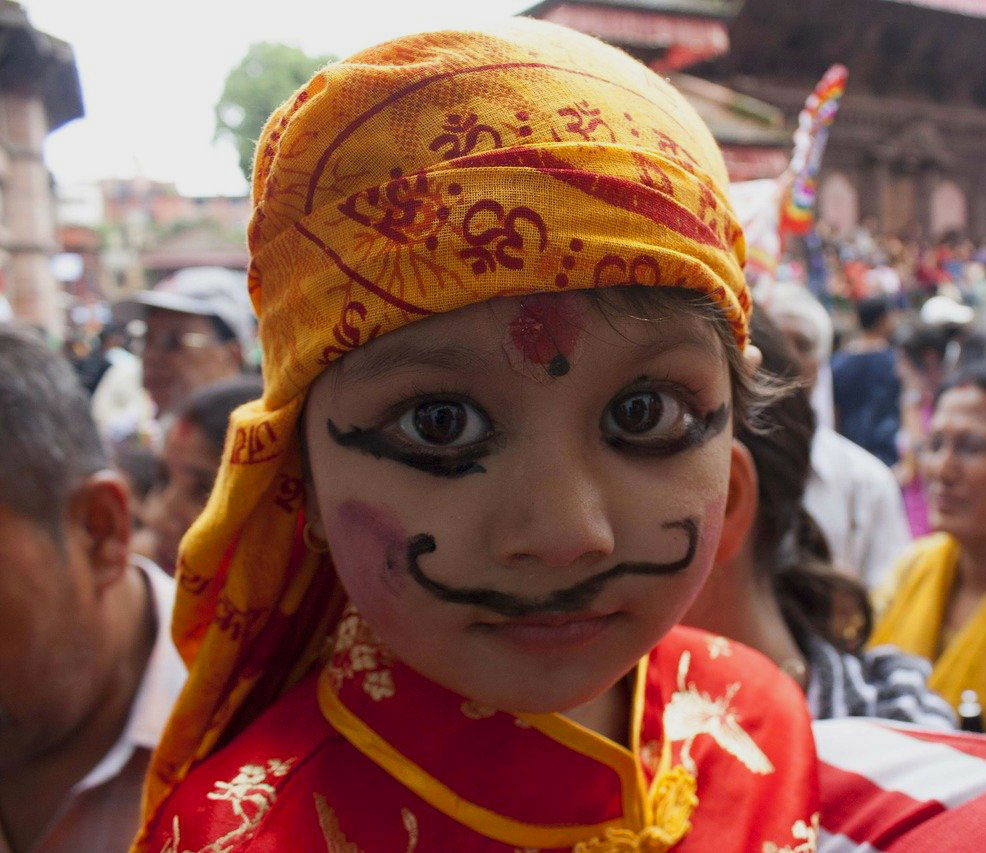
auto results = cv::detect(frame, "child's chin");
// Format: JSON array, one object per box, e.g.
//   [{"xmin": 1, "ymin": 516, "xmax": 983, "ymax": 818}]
[{"xmin": 458, "ymin": 675, "xmax": 617, "ymax": 716}]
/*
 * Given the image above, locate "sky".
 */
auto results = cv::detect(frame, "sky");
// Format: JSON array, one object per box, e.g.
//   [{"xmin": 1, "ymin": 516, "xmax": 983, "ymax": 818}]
[{"xmin": 24, "ymin": 0, "xmax": 532, "ymax": 197}]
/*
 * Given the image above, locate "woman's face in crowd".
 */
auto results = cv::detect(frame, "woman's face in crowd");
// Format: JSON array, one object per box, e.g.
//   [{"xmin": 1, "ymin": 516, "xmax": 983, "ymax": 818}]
[
  {"xmin": 142, "ymin": 420, "xmax": 220, "ymax": 574},
  {"xmin": 922, "ymin": 383, "xmax": 986, "ymax": 545},
  {"xmin": 304, "ymin": 291, "xmax": 735, "ymax": 713}
]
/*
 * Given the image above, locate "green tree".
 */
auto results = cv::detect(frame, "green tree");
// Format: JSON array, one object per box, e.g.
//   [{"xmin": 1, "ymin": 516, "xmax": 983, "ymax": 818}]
[{"xmin": 215, "ymin": 42, "xmax": 336, "ymax": 182}]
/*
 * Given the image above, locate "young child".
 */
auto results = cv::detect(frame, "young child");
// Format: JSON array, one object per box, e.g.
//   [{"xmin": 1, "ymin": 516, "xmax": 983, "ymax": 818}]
[{"xmin": 137, "ymin": 20, "xmax": 819, "ymax": 851}]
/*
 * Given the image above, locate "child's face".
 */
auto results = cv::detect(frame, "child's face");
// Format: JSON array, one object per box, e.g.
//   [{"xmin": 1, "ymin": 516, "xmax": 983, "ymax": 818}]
[{"xmin": 304, "ymin": 291, "xmax": 734, "ymax": 713}]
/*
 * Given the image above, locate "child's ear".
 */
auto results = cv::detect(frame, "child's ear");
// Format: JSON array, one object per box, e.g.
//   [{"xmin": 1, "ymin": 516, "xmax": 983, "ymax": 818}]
[
  {"xmin": 713, "ymin": 440, "xmax": 758, "ymax": 566},
  {"xmin": 302, "ymin": 478, "xmax": 328, "ymax": 541}
]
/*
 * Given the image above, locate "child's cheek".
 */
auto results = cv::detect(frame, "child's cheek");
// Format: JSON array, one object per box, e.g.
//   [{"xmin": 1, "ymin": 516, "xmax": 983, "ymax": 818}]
[
  {"xmin": 325, "ymin": 500, "xmax": 411, "ymax": 617},
  {"xmin": 693, "ymin": 496, "xmax": 727, "ymax": 585}
]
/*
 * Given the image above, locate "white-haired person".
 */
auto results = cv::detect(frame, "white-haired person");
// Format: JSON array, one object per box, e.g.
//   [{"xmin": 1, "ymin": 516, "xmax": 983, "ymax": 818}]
[{"xmin": 760, "ymin": 282, "xmax": 911, "ymax": 589}]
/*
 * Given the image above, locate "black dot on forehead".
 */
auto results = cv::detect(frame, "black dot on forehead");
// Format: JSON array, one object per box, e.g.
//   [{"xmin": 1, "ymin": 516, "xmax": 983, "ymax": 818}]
[{"xmin": 547, "ymin": 354, "xmax": 571, "ymax": 376}]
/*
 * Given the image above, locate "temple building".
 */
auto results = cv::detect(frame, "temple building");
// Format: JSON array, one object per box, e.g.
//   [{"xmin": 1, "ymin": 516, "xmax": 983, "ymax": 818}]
[
  {"xmin": 0, "ymin": 1, "xmax": 83, "ymax": 333},
  {"xmin": 526, "ymin": 0, "xmax": 986, "ymax": 239},
  {"xmin": 524, "ymin": 0, "xmax": 791, "ymax": 180},
  {"xmin": 696, "ymin": 0, "xmax": 986, "ymax": 239}
]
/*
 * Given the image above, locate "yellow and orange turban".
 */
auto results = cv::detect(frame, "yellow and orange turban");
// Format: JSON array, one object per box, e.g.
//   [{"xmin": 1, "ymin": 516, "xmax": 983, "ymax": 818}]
[{"xmin": 140, "ymin": 17, "xmax": 749, "ymax": 828}]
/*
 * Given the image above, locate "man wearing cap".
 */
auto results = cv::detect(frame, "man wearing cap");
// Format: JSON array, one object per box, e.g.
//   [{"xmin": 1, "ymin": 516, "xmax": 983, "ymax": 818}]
[{"xmin": 117, "ymin": 267, "xmax": 255, "ymax": 418}]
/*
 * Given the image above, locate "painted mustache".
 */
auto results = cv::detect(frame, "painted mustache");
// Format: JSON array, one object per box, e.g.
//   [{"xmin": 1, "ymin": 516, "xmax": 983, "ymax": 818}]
[{"xmin": 401, "ymin": 518, "xmax": 697, "ymax": 618}]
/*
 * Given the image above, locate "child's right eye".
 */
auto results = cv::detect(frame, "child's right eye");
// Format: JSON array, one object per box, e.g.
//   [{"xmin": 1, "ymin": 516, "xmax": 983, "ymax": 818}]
[{"xmin": 397, "ymin": 400, "xmax": 492, "ymax": 448}]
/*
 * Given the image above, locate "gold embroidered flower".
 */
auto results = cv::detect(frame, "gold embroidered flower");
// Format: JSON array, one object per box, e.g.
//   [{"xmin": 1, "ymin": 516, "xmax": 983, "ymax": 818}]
[
  {"xmin": 706, "ymin": 635, "xmax": 732, "ymax": 659},
  {"xmin": 639, "ymin": 739, "xmax": 662, "ymax": 776},
  {"xmin": 349, "ymin": 643, "xmax": 377, "ymax": 672},
  {"xmin": 363, "ymin": 669, "xmax": 396, "ymax": 701},
  {"xmin": 762, "ymin": 811, "xmax": 820, "ymax": 853},
  {"xmin": 574, "ymin": 766, "xmax": 696, "ymax": 853},
  {"xmin": 648, "ymin": 766, "xmax": 697, "ymax": 842},
  {"xmin": 335, "ymin": 613, "xmax": 360, "ymax": 653},
  {"xmin": 574, "ymin": 826, "xmax": 678, "ymax": 852}
]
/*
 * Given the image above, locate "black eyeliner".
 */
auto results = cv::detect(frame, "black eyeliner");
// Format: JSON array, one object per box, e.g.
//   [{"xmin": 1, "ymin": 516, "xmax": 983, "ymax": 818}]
[
  {"xmin": 326, "ymin": 418, "xmax": 488, "ymax": 477},
  {"xmin": 606, "ymin": 402, "xmax": 730, "ymax": 457}
]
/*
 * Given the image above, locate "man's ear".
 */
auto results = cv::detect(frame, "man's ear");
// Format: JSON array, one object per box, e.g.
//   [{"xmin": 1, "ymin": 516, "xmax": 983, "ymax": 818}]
[
  {"xmin": 713, "ymin": 440, "xmax": 758, "ymax": 567},
  {"xmin": 68, "ymin": 471, "xmax": 132, "ymax": 592}
]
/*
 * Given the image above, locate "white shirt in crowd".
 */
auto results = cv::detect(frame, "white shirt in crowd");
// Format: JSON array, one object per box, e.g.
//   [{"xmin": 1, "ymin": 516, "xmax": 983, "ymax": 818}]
[
  {"xmin": 72, "ymin": 556, "xmax": 185, "ymax": 793},
  {"xmin": 805, "ymin": 425, "xmax": 912, "ymax": 589}
]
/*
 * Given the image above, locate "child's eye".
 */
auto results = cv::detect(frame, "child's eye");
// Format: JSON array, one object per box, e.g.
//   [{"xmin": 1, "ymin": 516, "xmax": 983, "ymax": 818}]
[
  {"xmin": 600, "ymin": 385, "xmax": 712, "ymax": 457},
  {"xmin": 603, "ymin": 390, "xmax": 689, "ymax": 441},
  {"xmin": 397, "ymin": 400, "xmax": 492, "ymax": 447}
]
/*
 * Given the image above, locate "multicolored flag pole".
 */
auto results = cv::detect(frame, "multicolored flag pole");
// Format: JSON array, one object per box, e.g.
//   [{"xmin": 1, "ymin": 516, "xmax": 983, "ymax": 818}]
[
  {"xmin": 779, "ymin": 63, "xmax": 849, "ymax": 237},
  {"xmin": 729, "ymin": 63, "xmax": 849, "ymax": 286}
]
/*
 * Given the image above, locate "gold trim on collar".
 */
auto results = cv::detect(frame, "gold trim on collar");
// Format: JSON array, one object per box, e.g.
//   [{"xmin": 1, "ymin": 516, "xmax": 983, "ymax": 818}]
[{"xmin": 317, "ymin": 666, "xmax": 625, "ymax": 848}]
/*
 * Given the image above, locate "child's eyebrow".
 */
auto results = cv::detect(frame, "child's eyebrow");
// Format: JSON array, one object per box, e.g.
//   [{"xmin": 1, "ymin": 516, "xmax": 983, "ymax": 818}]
[
  {"xmin": 338, "ymin": 320, "xmax": 721, "ymax": 384},
  {"xmin": 338, "ymin": 340, "xmax": 495, "ymax": 384},
  {"xmin": 627, "ymin": 326, "xmax": 722, "ymax": 363}
]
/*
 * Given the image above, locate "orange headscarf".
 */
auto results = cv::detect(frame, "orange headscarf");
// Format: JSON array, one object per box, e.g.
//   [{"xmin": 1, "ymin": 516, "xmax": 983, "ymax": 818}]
[{"xmin": 140, "ymin": 17, "xmax": 749, "ymax": 828}]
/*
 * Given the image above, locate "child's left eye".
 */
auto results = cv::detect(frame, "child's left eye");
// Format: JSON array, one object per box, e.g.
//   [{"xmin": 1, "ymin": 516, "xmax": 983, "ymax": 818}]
[
  {"xmin": 397, "ymin": 400, "xmax": 492, "ymax": 447},
  {"xmin": 601, "ymin": 389, "xmax": 694, "ymax": 445}
]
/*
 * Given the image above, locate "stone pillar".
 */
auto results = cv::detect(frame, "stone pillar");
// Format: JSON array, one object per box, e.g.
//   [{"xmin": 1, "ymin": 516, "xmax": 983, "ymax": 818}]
[
  {"xmin": 916, "ymin": 165, "xmax": 939, "ymax": 242},
  {"xmin": 0, "ymin": 92, "xmax": 61, "ymax": 336},
  {"xmin": 969, "ymin": 173, "xmax": 986, "ymax": 241},
  {"xmin": 858, "ymin": 156, "xmax": 889, "ymax": 229}
]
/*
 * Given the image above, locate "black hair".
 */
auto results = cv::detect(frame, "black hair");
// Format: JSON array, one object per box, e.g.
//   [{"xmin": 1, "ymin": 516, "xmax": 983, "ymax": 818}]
[
  {"xmin": 895, "ymin": 322, "xmax": 951, "ymax": 369},
  {"xmin": 936, "ymin": 359, "xmax": 986, "ymax": 405},
  {"xmin": 0, "ymin": 325, "xmax": 108, "ymax": 538},
  {"xmin": 99, "ymin": 321, "xmax": 129, "ymax": 348},
  {"xmin": 206, "ymin": 314, "xmax": 238, "ymax": 344},
  {"xmin": 178, "ymin": 375, "xmax": 265, "ymax": 451},
  {"xmin": 740, "ymin": 310, "xmax": 873, "ymax": 654},
  {"xmin": 856, "ymin": 295, "xmax": 891, "ymax": 332}
]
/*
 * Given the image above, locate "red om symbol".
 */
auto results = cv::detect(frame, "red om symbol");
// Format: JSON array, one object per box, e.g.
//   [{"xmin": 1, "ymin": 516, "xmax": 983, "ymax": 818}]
[
  {"xmin": 698, "ymin": 180, "xmax": 726, "ymax": 243},
  {"xmin": 558, "ymin": 101, "xmax": 615, "ymax": 142},
  {"xmin": 429, "ymin": 113, "xmax": 502, "ymax": 160},
  {"xmin": 592, "ymin": 253, "xmax": 662, "ymax": 287},
  {"xmin": 317, "ymin": 301, "xmax": 382, "ymax": 364},
  {"xmin": 458, "ymin": 200, "xmax": 548, "ymax": 275},
  {"xmin": 214, "ymin": 596, "xmax": 265, "ymax": 641},
  {"xmin": 337, "ymin": 170, "xmax": 429, "ymax": 244},
  {"xmin": 632, "ymin": 152, "xmax": 675, "ymax": 196},
  {"xmin": 230, "ymin": 420, "xmax": 280, "ymax": 465},
  {"xmin": 274, "ymin": 474, "xmax": 305, "ymax": 513},
  {"xmin": 652, "ymin": 130, "xmax": 700, "ymax": 172}
]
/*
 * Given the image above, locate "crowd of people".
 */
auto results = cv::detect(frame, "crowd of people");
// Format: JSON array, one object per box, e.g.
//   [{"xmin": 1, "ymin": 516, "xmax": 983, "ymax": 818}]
[{"xmin": 4, "ymin": 17, "xmax": 986, "ymax": 852}]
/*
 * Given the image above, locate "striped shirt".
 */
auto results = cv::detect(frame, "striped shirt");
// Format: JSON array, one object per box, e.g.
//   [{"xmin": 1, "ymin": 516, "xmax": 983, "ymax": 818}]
[{"xmin": 806, "ymin": 635, "xmax": 956, "ymax": 728}]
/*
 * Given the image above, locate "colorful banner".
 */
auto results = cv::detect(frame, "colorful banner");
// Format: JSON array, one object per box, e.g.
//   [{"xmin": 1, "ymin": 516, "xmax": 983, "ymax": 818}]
[{"xmin": 779, "ymin": 63, "xmax": 848, "ymax": 236}]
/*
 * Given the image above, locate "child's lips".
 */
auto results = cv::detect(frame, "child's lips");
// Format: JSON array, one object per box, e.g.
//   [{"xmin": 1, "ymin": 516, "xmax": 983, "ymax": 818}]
[{"xmin": 473, "ymin": 611, "xmax": 621, "ymax": 652}]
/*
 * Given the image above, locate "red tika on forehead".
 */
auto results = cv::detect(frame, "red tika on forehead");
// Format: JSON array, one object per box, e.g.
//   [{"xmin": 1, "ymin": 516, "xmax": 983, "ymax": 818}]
[{"xmin": 508, "ymin": 293, "xmax": 582, "ymax": 377}]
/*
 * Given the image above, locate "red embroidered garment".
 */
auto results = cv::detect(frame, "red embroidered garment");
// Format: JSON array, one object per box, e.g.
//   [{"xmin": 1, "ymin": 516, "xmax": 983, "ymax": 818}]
[{"xmin": 143, "ymin": 619, "xmax": 818, "ymax": 852}]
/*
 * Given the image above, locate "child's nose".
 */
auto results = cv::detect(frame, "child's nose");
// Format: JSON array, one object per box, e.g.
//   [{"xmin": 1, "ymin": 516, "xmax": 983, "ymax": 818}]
[{"xmin": 491, "ymin": 445, "xmax": 616, "ymax": 571}]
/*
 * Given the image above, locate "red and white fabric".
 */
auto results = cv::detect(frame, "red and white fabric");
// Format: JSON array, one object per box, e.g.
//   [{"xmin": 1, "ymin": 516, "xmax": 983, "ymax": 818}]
[{"xmin": 816, "ymin": 717, "xmax": 986, "ymax": 851}]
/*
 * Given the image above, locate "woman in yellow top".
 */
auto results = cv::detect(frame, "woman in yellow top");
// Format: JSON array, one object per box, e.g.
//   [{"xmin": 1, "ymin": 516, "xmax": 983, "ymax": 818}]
[
  {"xmin": 134, "ymin": 19, "xmax": 820, "ymax": 851},
  {"xmin": 872, "ymin": 361, "xmax": 986, "ymax": 711}
]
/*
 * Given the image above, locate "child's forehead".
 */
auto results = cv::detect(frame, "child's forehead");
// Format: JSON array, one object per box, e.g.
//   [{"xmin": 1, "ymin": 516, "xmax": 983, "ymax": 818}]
[{"xmin": 330, "ymin": 291, "xmax": 727, "ymax": 387}]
